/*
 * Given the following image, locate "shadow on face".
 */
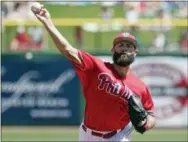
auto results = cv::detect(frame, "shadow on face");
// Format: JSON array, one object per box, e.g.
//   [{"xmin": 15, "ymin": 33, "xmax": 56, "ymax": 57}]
[{"xmin": 112, "ymin": 40, "xmax": 138, "ymax": 55}]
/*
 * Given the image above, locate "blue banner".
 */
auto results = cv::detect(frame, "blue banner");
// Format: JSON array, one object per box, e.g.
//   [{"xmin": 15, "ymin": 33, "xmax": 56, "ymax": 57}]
[{"xmin": 2, "ymin": 54, "xmax": 81, "ymax": 125}]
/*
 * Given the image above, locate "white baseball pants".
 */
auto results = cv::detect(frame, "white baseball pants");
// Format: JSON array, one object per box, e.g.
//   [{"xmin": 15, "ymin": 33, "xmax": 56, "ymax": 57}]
[{"xmin": 79, "ymin": 122, "xmax": 133, "ymax": 142}]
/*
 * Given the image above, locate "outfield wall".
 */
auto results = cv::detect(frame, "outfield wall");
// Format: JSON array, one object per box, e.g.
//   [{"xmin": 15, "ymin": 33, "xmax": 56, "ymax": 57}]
[
  {"xmin": 1, "ymin": 53, "xmax": 188, "ymax": 128},
  {"xmin": 1, "ymin": 54, "xmax": 81, "ymax": 125}
]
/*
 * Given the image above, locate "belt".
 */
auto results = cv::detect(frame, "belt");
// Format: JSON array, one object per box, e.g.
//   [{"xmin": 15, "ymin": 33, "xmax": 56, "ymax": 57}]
[{"xmin": 82, "ymin": 124, "xmax": 123, "ymax": 139}]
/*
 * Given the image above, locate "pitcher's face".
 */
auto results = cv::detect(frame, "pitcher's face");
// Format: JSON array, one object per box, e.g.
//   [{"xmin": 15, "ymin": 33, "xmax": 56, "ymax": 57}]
[{"xmin": 112, "ymin": 41, "xmax": 138, "ymax": 67}]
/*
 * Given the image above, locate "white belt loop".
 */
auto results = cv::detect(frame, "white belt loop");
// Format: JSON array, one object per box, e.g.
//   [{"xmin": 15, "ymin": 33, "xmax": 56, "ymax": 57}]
[
  {"xmin": 87, "ymin": 127, "xmax": 92, "ymax": 134},
  {"xmin": 117, "ymin": 129, "xmax": 121, "ymax": 133}
]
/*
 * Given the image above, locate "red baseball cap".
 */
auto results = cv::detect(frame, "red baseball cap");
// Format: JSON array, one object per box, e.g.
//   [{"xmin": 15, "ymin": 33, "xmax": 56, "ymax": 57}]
[{"xmin": 113, "ymin": 32, "xmax": 137, "ymax": 48}]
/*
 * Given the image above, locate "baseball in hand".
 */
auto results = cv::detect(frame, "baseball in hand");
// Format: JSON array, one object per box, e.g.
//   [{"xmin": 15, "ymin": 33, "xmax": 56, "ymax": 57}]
[{"xmin": 31, "ymin": 2, "xmax": 43, "ymax": 13}]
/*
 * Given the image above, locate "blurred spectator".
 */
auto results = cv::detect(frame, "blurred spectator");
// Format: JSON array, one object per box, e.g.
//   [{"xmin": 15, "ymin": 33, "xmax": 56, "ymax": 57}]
[
  {"xmin": 179, "ymin": 31, "xmax": 188, "ymax": 51},
  {"xmin": 9, "ymin": 26, "xmax": 32, "ymax": 52},
  {"xmin": 9, "ymin": 26, "xmax": 47, "ymax": 52},
  {"xmin": 160, "ymin": 1, "xmax": 173, "ymax": 13},
  {"xmin": 1, "ymin": 2, "xmax": 9, "ymax": 33},
  {"xmin": 2, "ymin": 2, "xmax": 9, "ymax": 18},
  {"xmin": 174, "ymin": 2, "xmax": 188, "ymax": 18},
  {"xmin": 149, "ymin": 32, "xmax": 167, "ymax": 52},
  {"xmin": 6, "ymin": 2, "xmax": 28, "ymax": 20},
  {"xmin": 74, "ymin": 26, "xmax": 83, "ymax": 49},
  {"xmin": 157, "ymin": 8, "xmax": 164, "ymax": 19},
  {"xmin": 124, "ymin": 6, "xmax": 139, "ymax": 25},
  {"xmin": 139, "ymin": 1, "xmax": 146, "ymax": 17},
  {"xmin": 100, "ymin": 6, "xmax": 114, "ymax": 21},
  {"xmin": 5, "ymin": 1, "xmax": 38, "ymax": 20},
  {"xmin": 155, "ymin": 7, "xmax": 172, "ymax": 31},
  {"xmin": 129, "ymin": 26, "xmax": 142, "ymax": 49},
  {"xmin": 28, "ymin": 26, "xmax": 47, "ymax": 50},
  {"xmin": 99, "ymin": 5, "xmax": 114, "ymax": 31}
]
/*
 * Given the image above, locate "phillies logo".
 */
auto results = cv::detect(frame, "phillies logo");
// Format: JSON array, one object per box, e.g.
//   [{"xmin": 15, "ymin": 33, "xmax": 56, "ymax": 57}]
[
  {"xmin": 98, "ymin": 72, "xmax": 132, "ymax": 99},
  {"xmin": 132, "ymin": 62, "xmax": 188, "ymax": 119}
]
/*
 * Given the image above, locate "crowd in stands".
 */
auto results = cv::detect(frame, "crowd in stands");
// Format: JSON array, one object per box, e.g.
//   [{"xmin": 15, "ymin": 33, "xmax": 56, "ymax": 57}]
[
  {"xmin": 2, "ymin": 1, "xmax": 187, "ymax": 53},
  {"xmin": 2, "ymin": 1, "xmax": 37, "ymax": 20},
  {"xmin": 45, "ymin": 1, "xmax": 187, "ymax": 18},
  {"xmin": 2, "ymin": 1, "xmax": 47, "ymax": 52},
  {"xmin": 2, "ymin": 1, "xmax": 187, "ymax": 20},
  {"xmin": 9, "ymin": 25, "xmax": 47, "ymax": 52}
]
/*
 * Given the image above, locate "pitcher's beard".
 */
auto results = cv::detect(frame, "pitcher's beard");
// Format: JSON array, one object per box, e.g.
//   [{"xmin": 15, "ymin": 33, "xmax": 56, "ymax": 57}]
[{"xmin": 113, "ymin": 52, "xmax": 135, "ymax": 67}]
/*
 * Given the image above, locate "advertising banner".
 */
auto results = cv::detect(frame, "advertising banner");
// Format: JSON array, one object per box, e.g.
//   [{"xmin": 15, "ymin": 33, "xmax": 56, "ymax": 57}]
[
  {"xmin": 1, "ymin": 55, "xmax": 81, "ymax": 125},
  {"xmin": 98, "ymin": 56, "xmax": 188, "ymax": 128}
]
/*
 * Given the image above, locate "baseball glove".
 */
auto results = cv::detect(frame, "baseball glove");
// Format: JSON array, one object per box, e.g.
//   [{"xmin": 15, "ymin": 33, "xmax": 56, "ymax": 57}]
[{"xmin": 127, "ymin": 95, "xmax": 148, "ymax": 134}]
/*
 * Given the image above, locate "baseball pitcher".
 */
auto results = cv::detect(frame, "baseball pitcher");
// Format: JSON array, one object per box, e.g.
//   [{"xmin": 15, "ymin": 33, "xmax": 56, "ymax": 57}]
[{"xmin": 31, "ymin": 4, "xmax": 156, "ymax": 142}]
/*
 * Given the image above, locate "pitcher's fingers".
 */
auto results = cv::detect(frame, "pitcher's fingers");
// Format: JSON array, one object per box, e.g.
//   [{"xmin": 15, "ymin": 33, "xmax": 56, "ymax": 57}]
[
  {"xmin": 39, "ymin": 10, "xmax": 45, "ymax": 16},
  {"xmin": 40, "ymin": 8, "xmax": 49, "ymax": 17},
  {"xmin": 41, "ymin": 8, "xmax": 48, "ymax": 13},
  {"xmin": 35, "ymin": 13, "xmax": 43, "ymax": 21}
]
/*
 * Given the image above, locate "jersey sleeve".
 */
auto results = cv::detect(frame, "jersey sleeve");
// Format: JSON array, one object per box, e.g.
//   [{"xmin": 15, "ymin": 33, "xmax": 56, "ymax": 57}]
[
  {"xmin": 141, "ymin": 86, "xmax": 155, "ymax": 115},
  {"xmin": 70, "ymin": 50, "xmax": 96, "ymax": 72},
  {"xmin": 70, "ymin": 50, "xmax": 100, "ymax": 91}
]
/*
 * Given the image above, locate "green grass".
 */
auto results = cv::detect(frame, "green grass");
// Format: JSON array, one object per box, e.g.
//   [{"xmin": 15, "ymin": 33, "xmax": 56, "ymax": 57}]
[{"xmin": 2, "ymin": 126, "xmax": 188, "ymax": 141}]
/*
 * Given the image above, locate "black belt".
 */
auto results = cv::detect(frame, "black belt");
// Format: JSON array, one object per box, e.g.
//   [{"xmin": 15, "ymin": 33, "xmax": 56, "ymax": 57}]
[{"xmin": 82, "ymin": 124, "xmax": 124, "ymax": 139}]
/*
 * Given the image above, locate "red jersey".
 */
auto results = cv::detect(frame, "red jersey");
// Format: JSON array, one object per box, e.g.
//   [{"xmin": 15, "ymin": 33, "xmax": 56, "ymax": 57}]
[{"xmin": 71, "ymin": 50, "xmax": 154, "ymax": 131}]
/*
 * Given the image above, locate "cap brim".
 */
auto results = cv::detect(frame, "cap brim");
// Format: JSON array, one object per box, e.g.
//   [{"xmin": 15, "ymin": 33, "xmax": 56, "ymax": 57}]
[{"xmin": 113, "ymin": 37, "xmax": 137, "ymax": 48}]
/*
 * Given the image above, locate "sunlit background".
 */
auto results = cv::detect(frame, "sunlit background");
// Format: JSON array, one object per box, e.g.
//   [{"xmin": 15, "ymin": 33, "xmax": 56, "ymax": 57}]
[{"xmin": 1, "ymin": 0, "xmax": 188, "ymax": 141}]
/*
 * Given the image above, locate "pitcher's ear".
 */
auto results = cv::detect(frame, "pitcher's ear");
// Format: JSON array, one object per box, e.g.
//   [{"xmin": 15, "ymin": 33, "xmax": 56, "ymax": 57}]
[{"xmin": 134, "ymin": 49, "xmax": 138, "ymax": 56}]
